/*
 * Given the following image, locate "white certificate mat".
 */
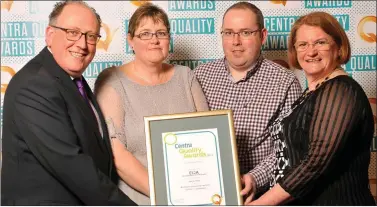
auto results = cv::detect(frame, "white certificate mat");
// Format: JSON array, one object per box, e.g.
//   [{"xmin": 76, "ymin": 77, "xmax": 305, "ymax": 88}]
[{"xmin": 162, "ymin": 128, "xmax": 225, "ymax": 205}]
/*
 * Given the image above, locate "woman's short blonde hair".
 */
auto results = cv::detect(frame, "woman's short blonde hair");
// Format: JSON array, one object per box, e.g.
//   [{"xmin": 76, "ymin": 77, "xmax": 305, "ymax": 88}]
[
  {"xmin": 288, "ymin": 11, "xmax": 351, "ymax": 69},
  {"xmin": 128, "ymin": 2, "xmax": 170, "ymax": 37}
]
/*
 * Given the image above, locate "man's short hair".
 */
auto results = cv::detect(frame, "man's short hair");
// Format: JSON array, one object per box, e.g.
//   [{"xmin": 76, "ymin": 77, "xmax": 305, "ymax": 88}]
[{"xmin": 222, "ymin": 2, "xmax": 264, "ymax": 29}]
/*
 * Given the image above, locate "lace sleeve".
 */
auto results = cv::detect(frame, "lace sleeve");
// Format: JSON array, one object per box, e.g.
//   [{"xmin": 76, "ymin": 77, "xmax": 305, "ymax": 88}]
[
  {"xmin": 94, "ymin": 68, "xmax": 127, "ymax": 147},
  {"xmin": 278, "ymin": 78, "xmax": 362, "ymax": 198}
]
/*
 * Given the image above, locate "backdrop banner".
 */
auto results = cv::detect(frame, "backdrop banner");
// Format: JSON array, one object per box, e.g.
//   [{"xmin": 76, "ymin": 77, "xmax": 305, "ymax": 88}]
[{"xmin": 1, "ymin": 0, "xmax": 376, "ymax": 199}]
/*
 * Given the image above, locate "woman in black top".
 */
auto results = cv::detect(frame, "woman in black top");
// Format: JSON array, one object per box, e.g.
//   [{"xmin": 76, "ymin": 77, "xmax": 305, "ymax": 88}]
[{"xmin": 247, "ymin": 12, "xmax": 375, "ymax": 205}]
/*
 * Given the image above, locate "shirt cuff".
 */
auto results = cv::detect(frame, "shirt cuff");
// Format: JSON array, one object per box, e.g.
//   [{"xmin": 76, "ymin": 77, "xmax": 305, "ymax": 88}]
[{"xmin": 249, "ymin": 167, "xmax": 269, "ymax": 190}]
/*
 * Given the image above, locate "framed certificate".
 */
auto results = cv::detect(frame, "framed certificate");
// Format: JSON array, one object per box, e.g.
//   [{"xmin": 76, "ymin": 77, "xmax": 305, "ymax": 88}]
[{"xmin": 144, "ymin": 110, "xmax": 242, "ymax": 205}]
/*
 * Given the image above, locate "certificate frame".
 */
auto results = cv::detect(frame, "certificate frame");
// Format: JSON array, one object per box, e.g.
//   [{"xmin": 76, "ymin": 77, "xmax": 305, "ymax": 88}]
[{"xmin": 144, "ymin": 110, "xmax": 242, "ymax": 205}]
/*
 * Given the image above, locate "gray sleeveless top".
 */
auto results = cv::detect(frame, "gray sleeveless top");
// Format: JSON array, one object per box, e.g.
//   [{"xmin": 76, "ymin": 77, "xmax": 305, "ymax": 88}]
[{"xmin": 94, "ymin": 65, "xmax": 208, "ymax": 205}]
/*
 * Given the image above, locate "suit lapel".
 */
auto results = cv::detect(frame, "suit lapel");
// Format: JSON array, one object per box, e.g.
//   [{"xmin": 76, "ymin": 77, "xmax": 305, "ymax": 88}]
[
  {"xmin": 83, "ymin": 78, "xmax": 113, "ymax": 161},
  {"xmin": 39, "ymin": 47, "xmax": 107, "ymax": 154}
]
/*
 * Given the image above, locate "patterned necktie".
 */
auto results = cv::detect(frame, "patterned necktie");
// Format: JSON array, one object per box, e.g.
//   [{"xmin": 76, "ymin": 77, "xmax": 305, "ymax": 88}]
[
  {"xmin": 73, "ymin": 77, "xmax": 100, "ymax": 131},
  {"xmin": 73, "ymin": 77, "xmax": 89, "ymax": 103},
  {"xmin": 74, "ymin": 78, "xmax": 97, "ymax": 116}
]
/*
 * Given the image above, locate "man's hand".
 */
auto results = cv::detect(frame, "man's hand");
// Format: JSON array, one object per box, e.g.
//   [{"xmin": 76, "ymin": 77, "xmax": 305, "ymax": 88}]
[{"xmin": 240, "ymin": 173, "xmax": 257, "ymax": 204}]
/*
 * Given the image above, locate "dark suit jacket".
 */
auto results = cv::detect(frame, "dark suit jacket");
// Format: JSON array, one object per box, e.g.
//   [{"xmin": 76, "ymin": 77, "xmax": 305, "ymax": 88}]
[{"xmin": 1, "ymin": 47, "xmax": 136, "ymax": 205}]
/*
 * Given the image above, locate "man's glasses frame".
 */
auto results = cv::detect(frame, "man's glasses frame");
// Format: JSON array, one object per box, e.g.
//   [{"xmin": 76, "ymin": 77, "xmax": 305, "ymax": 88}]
[
  {"xmin": 220, "ymin": 29, "xmax": 261, "ymax": 39},
  {"xmin": 50, "ymin": 25, "xmax": 101, "ymax": 45}
]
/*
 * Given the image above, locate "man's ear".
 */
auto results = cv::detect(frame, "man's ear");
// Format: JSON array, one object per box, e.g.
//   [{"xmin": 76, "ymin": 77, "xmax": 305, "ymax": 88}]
[
  {"xmin": 260, "ymin": 28, "xmax": 268, "ymax": 45},
  {"xmin": 45, "ymin": 26, "xmax": 55, "ymax": 47}
]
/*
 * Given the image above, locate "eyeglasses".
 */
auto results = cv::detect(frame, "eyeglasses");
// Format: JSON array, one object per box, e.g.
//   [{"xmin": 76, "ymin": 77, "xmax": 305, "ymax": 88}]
[
  {"xmin": 221, "ymin": 29, "xmax": 260, "ymax": 39},
  {"xmin": 294, "ymin": 39, "xmax": 333, "ymax": 52},
  {"xmin": 50, "ymin": 25, "xmax": 101, "ymax": 45},
  {"xmin": 134, "ymin": 31, "xmax": 170, "ymax": 40}
]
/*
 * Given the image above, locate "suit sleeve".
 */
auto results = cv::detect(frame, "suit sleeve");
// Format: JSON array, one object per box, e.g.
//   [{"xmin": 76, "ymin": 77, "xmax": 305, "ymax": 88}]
[{"xmin": 13, "ymin": 76, "xmax": 136, "ymax": 205}]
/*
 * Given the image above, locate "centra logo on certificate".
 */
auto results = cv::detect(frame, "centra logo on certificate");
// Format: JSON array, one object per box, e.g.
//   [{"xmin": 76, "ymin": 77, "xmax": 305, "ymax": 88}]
[{"xmin": 162, "ymin": 128, "xmax": 226, "ymax": 205}]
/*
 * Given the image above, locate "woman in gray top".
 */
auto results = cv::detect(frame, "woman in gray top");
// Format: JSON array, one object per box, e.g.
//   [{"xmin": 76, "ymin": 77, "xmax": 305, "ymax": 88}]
[{"xmin": 94, "ymin": 3, "xmax": 209, "ymax": 205}]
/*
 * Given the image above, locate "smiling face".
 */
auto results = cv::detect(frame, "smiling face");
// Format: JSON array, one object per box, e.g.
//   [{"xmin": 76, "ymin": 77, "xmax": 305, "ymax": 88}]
[
  {"xmin": 295, "ymin": 25, "xmax": 340, "ymax": 81},
  {"xmin": 221, "ymin": 8, "xmax": 267, "ymax": 71},
  {"xmin": 127, "ymin": 17, "xmax": 170, "ymax": 65},
  {"xmin": 45, "ymin": 3, "xmax": 100, "ymax": 78}
]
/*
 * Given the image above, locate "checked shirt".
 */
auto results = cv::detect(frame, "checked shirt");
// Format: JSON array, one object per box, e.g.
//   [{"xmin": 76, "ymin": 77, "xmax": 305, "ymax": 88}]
[{"xmin": 194, "ymin": 56, "xmax": 302, "ymax": 190}]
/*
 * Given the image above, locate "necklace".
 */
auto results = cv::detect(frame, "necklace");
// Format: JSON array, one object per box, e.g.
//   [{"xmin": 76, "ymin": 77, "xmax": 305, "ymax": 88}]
[
  {"xmin": 294, "ymin": 67, "xmax": 343, "ymax": 108},
  {"xmin": 304, "ymin": 67, "xmax": 342, "ymax": 96}
]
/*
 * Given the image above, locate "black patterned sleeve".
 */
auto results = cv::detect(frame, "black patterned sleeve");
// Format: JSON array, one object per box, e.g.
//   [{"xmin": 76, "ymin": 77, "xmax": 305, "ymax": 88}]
[{"xmin": 278, "ymin": 79, "xmax": 362, "ymax": 198}]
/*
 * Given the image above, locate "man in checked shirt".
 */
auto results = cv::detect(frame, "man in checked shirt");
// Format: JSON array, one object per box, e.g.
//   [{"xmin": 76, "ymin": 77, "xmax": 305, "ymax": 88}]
[{"xmin": 194, "ymin": 2, "xmax": 302, "ymax": 203}]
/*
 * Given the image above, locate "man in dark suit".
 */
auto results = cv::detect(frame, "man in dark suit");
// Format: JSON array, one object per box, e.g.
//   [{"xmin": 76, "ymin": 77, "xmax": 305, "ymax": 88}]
[{"xmin": 1, "ymin": 1, "xmax": 136, "ymax": 205}]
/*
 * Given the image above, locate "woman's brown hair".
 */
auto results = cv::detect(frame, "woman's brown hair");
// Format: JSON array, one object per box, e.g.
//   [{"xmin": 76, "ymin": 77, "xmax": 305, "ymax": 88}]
[{"xmin": 288, "ymin": 11, "xmax": 351, "ymax": 69}]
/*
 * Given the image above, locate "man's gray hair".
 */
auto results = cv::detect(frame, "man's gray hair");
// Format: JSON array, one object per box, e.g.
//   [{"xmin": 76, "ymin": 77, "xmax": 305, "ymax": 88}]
[{"xmin": 49, "ymin": 0, "xmax": 102, "ymax": 27}]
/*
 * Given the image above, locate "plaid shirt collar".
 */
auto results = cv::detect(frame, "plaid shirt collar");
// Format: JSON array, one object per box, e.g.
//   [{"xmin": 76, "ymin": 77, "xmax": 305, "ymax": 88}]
[{"xmin": 224, "ymin": 53, "xmax": 263, "ymax": 83}]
